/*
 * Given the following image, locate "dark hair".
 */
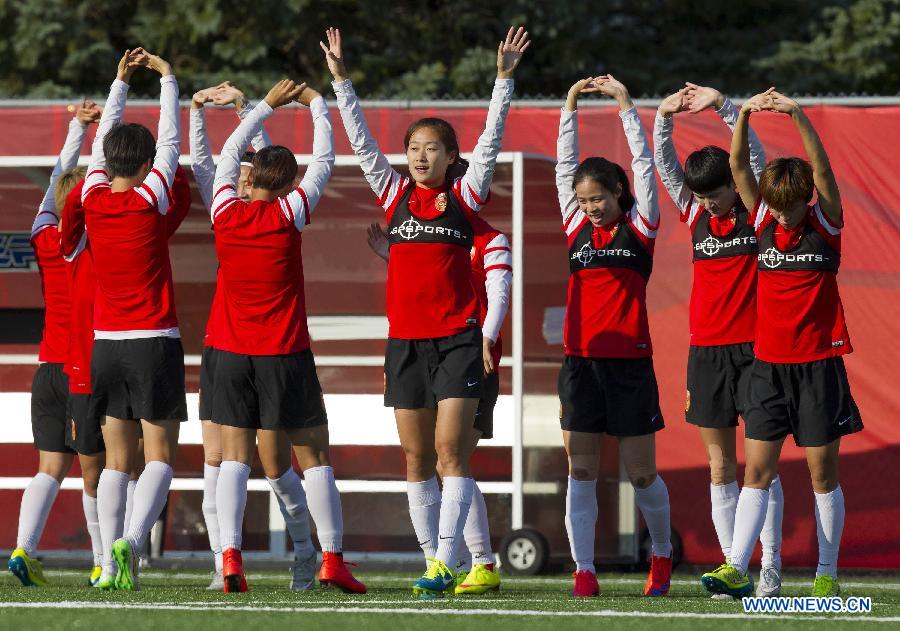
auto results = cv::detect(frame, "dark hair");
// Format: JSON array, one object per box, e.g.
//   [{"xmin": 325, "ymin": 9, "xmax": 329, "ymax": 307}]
[
  {"xmin": 103, "ymin": 123, "xmax": 156, "ymax": 178},
  {"xmin": 572, "ymin": 157, "xmax": 635, "ymax": 211},
  {"xmin": 758, "ymin": 157, "xmax": 814, "ymax": 211},
  {"xmin": 250, "ymin": 145, "xmax": 298, "ymax": 191},
  {"xmin": 404, "ymin": 117, "xmax": 467, "ymax": 182},
  {"xmin": 240, "ymin": 150, "xmax": 256, "ymax": 165},
  {"xmin": 684, "ymin": 145, "xmax": 731, "ymax": 194}
]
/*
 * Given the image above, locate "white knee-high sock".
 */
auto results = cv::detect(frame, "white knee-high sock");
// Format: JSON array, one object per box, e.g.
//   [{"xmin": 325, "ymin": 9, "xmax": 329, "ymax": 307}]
[
  {"xmin": 730, "ymin": 487, "xmax": 769, "ymax": 574},
  {"xmin": 463, "ymin": 482, "xmax": 493, "ymax": 566},
  {"xmin": 201, "ymin": 464, "xmax": 222, "ymax": 572},
  {"xmin": 407, "ymin": 476, "xmax": 441, "ymax": 566},
  {"xmin": 82, "ymin": 492, "xmax": 103, "ymax": 567},
  {"xmin": 124, "ymin": 461, "xmax": 173, "ymax": 551},
  {"xmin": 16, "ymin": 472, "xmax": 60, "ymax": 554},
  {"xmin": 760, "ymin": 476, "xmax": 784, "ymax": 570},
  {"xmin": 434, "ymin": 476, "xmax": 473, "ymax": 566},
  {"xmin": 123, "ymin": 479, "xmax": 137, "ymax": 534},
  {"xmin": 216, "ymin": 461, "xmax": 251, "ymax": 551},
  {"xmin": 267, "ymin": 467, "xmax": 314, "ymax": 556},
  {"xmin": 634, "ymin": 476, "xmax": 672, "ymax": 558},
  {"xmin": 565, "ymin": 477, "xmax": 598, "ymax": 572},
  {"xmin": 710, "ymin": 481, "xmax": 739, "ymax": 562},
  {"xmin": 97, "ymin": 469, "xmax": 129, "ymax": 575},
  {"xmin": 304, "ymin": 466, "xmax": 343, "ymax": 553},
  {"xmin": 814, "ymin": 485, "xmax": 845, "ymax": 579}
]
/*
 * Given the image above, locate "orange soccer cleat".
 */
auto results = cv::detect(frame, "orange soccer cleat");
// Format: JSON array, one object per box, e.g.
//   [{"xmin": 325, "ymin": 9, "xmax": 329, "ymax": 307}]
[
  {"xmin": 319, "ymin": 551, "xmax": 367, "ymax": 594},
  {"xmin": 644, "ymin": 554, "xmax": 672, "ymax": 597},
  {"xmin": 222, "ymin": 548, "xmax": 249, "ymax": 593}
]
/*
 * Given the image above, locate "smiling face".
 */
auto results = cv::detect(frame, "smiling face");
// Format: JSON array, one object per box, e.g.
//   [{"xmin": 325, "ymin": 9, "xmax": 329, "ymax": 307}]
[
  {"xmin": 406, "ymin": 126, "xmax": 456, "ymax": 188},
  {"xmin": 575, "ymin": 176, "xmax": 623, "ymax": 228}
]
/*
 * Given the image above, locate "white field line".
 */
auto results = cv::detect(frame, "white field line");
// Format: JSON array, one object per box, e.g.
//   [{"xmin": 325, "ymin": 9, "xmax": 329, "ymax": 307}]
[
  {"xmin": 0, "ymin": 601, "xmax": 897, "ymax": 622},
  {"xmin": 40, "ymin": 570, "xmax": 900, "ymax": 590}
]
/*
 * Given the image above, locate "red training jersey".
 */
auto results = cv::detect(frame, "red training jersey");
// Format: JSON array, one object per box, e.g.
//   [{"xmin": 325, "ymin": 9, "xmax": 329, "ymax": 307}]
[
  {"xmin": 683, "ymin": 195, "xmax": 758, "ymax": 346},
  {"xmin": 754, "ymin": 200, "xmax": 851, "ymax": 363},
  {"xmin": 384, "ymin": 178, "xmax": 483, "ymax": 340},
  {"xmin": 31, "ymin": 220, "xmax": 70, "ymax": 364}
]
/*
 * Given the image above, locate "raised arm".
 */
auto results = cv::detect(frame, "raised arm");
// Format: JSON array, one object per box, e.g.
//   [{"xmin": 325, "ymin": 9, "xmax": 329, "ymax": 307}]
[
  {"xmin": 189, "ymin": 88, "xmax": 217, "ymax": 209},
  {"xmin": 134, "ymin": 52, "xmax": 180, "ymax": 215},
  {"xmin": 34, "ymin": 104, "xmax": 97, "ymax": 233},
  {"xmin": 213, "ymin": 83, "xmax": 272, "ymax": 151},
  {"xmin": 730, "ymin": 90, "xmax": 772, "ymax": 213},
  {"xmin": 685, "ymin": 83, "xmax": 767, "ymax": 180},
  {"xmin": 598, "ymin": 75, "xmax": 658, "ymax": 234},
  {"xmin": 211, "ymin": 79, "xmax": 305, "ymax": 221},
  {"xmin": 767, "ymin": 91, "xmax": 842, "ymax": 225},
  {"xmin": 653, "ymin": 88, "xmax": 691, "ymax": 213},
  {"xmin": 556, "ymin": 78, "xmax": 597, "ymax": 235},
  {"xmin": 282, "ymin": 87, "xmax": 335, "ymax": 230},
  {"xmin": 459, "ymin": 26, "xmax": 529, "ymax": 210},
  {"xmin": 322, "ymin": 28, "xmax": 403, "ymax": 210},
  {"xmin": 82, "ymin": 49, "xmax": 144, "ymax": 202}
]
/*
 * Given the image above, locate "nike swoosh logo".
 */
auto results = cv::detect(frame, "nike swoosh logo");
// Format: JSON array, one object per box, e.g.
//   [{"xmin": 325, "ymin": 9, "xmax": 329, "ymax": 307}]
[
  {"xmin": 650, "ymin": 414, "xmax": 659, "ymax": 424},
  {"xmin": 838, "ymin": 416, "xmax": 851, "ymax": 426},
  {"xmin": 439, "ymin": 535, "xmax": 453, "ymax": 540},
  {"xmin": 417, "ymin": 541, "xmax": 430, "ymax": 547},
  {"xmin": 467, "ymin": 380, "xmax": 478, "ymax": 387}
]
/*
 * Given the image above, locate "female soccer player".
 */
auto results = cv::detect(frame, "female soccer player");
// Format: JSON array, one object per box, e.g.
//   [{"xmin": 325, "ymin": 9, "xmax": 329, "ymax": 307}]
[
  {"xmin": 557, "ymin": 76, "xmax": 671, "ymax": 597},
  {"xmin": 191, "ymin": 81, "xmax": 317, "ymax": 592},
  {"xmin": 209, "ymin": 78, "xmax": 364, "ymax": 594},
  {"xmin": 654, "ymin": 84, "xmax": 784, "ymax": 597},
  {"xmin": 323, "ymin": 25, "xmax": 527, "ymax": 597},
  {"xmin": 8, "ymin": 101, "xmax": 102, "ymax": 587},
  {"xmin": 365, "ymin": 218, "xmax": 512, "ymax": 594},
  {"xmin": 701, "ymin": 89, "xmax": 862, "ymax": 599},
  {"xmin": 82, "ymin": 48, "xmax": 186, "ymax": 592}
]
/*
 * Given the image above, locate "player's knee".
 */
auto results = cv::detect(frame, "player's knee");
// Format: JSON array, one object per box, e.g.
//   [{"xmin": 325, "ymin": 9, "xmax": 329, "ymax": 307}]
[
  {"xmin": 435, "ymin": 444, "xmax": 464, "ymax": 474},
  {"xmin": 403, "ymin": 449, "xmax": 436, "ymax": 480},
  {"xmin": 630, "ymin": 472, "xmax": 657, "ymax": 489},
  {"xmin": 570, "ymin": 466, "xmax": 594, "ymax": 481},
  {"xmin": 709, "ymin": 456, "xmax": 737, "ymax": 486},
  {"xmin": 809, "ymin": 468, "xmax": 839, "ymax": 494},
  {"xmin": 743, "ymin": 465, "xmax": 774, "ymax": 489}
]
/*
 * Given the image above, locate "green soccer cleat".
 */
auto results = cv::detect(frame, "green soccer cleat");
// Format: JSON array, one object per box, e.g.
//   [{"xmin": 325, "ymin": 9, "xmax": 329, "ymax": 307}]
[
  {"xmin": 701, "ymin": 563, "xmax": 754, "ymax": 598},
  {"xmin": 8, "ymin": 548, "xmax": 48, "ymax": 587},
  {"xmin": 412, "ymin": 558, "xmax": 455, "ymax": 599},
  {"xmin": 97, "ymin": 575, "xmax": 116, "ymax": 591},
  {"xmin": 88, "ymin": 565, "xmax": 102, "ymax": 587},
  {"xmin": 455, "ymin": 563, "xmax": 501, "ymax": 595},
  {"xmin": 112, "ymin": 539, "xmax": 140, "ymax": 591},
  {"xmin": 812, "ymin": 574, "xmax": 840, "ymax": 597}
]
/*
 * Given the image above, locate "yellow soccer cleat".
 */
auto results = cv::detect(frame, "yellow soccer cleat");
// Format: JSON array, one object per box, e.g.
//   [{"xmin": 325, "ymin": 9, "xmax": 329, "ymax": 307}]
[
  {"xmin": 412, "ymin": 558, "xmax": 455, "ymax": 598},
  {"xmin": 812, "ymin": 574, "xmax": 840, "ymax": 597},
  {"xmin": 8, "ymin": 548, "xmax": 49, "ymax": 587},
  {"xmin": 454, "ymin": 563, "xmax": 501, "ymax": 595},
  {"xmin": 88, "ymin": 565, "xmax": 103, "ymax": 587},
  {"xmin": 700, "ymin": 563, "xmax": 753, "ymax": 598}
]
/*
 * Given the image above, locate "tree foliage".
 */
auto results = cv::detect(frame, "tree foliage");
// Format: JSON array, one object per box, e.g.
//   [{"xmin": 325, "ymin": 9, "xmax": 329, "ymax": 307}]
[{"xmin": 0, "ymin": 0, "xmax": 895, "ymax": 99}]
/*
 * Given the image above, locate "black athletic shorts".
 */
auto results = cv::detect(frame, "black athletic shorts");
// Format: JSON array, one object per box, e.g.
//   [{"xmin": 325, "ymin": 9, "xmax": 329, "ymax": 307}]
[
  {"xmin": 210, "ymin": 348, "xmax": 328, "ymax": 431},
  {"xmin": 65, "ymin": 392, "xmax": 105, "ymax": 455},
  {"xmin": 384, "ymin": 327, "xmax": 483, "ymax": 409},
  {"xmin": 558, "ymin": 355, "xmax": 665, "ymax": 437},
  {"xmin": 31, "ymin": 363, "xmax": 73, "ymax": 453},
  {"xmin": 198, "ymin": 345, "xmax": 217, "ymax": 421},
  {"xmin": 473, "ymin": 371, "xmax": 500, "ymax": 439},
  {"xmin": 90, "ymin": 337, "xmax": 188, "ymax": 422},
  {"xmin": 743, "ymin": 357, "xmax": 863, "ymax": 447},
  {"xmin": 686, "ymin": 343, "xmax": 755, "ymax": 429}
]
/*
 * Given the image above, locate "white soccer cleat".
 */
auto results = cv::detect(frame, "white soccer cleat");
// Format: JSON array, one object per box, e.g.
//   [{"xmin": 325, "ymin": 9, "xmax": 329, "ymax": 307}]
[
  {"xmin": 206, "ymin": 570, "xmax": 224, "ymax": 590},
  {"xmin": 756, "ymin": 565, "xmax": 782, "ymax": 598}
]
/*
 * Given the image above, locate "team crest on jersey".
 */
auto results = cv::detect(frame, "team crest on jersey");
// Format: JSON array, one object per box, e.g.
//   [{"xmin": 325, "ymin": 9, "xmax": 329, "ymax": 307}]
[
  {"xmin": 685, "ymin": 390, "xmax": 691, "ymax": 413},
  {"xmin": 435, "ymin": 192, "xmax": 448, "ymax": 213}
]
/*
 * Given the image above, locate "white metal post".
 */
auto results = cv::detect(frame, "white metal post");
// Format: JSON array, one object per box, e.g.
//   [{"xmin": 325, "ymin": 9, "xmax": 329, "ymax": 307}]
[{"xmin": 511, "ymin": 153, "xmax": 525, "ymax": 530}]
